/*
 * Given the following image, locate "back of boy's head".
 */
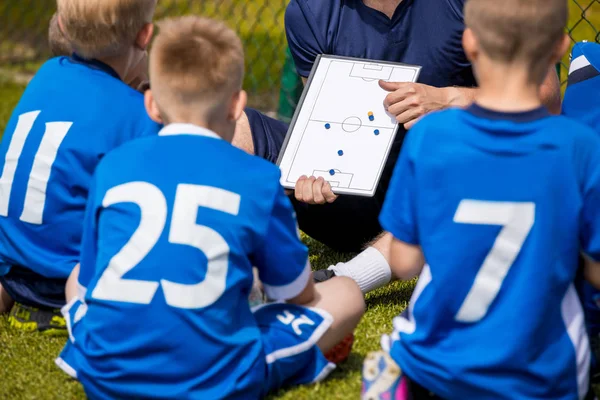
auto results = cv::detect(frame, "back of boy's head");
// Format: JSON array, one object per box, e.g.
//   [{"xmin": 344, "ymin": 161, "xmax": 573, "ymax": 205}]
[
  {"xmin": 464, "ymin": 0, "xmax": 568, "ymax": 83},
  {"xmin": 56, "ymin": 0, "xmax": 157, "ymax": 59},
  {"xmin": 148, "ymin": 16, "xmax": 245, "ymax": 123}
]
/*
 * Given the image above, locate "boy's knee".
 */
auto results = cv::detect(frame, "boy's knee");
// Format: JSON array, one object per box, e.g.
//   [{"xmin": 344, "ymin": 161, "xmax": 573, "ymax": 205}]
[
  {"xmin": 328, "ymin": 276, "xmax": 366, "ymax": 318},
  {"xmin": 0, "ymin": 283, "xmax": 14, "ymax": 314}
]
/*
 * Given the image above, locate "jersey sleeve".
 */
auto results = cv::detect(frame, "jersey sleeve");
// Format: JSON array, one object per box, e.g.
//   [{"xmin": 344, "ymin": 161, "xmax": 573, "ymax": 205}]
[
  {"xmin": 379, "ymin": 126, "xmax": 421, "ymax": 245},
  {"xmin": 77, "ymin": 176, "xmax": 101, "ymax": 295},
  {"xmin": 285, "ymin": 0, "xmax": 329, "ymax": 77},
  {"xmin": 251, "ymin": 185, "xmax": 311, "ymax": 301},
  {"xmin": 580, "ymin": 140, "xmax": 600, "ymax": 261}
]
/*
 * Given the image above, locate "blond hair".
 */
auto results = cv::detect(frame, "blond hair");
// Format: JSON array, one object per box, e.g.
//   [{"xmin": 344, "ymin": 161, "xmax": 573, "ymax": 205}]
[
  {"xmin": 149, "ymin": 16, "xmax": 245, "ymax": 121},
  {"xmin": 56, "ymin": 0, "xmax": 157, "ymax": 59},
  {"xmin": 48, "ymin": 13, "xmax": 72, "ymax": 57},
  {"xmin": 465, "ymin": 0, "xmax": 567, "ymax": 83}
]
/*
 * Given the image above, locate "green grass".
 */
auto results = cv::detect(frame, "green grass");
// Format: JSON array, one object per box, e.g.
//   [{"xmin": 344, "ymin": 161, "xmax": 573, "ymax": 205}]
[{"xmin": 0, "ymin": 80, "xmax": 414, "ymax": 399}]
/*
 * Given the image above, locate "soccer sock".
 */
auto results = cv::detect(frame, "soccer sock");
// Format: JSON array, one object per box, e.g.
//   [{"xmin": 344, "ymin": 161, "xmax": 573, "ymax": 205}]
[{"xmin": 329, "ymin": 247, "xmax": 392, "ymax": 294}]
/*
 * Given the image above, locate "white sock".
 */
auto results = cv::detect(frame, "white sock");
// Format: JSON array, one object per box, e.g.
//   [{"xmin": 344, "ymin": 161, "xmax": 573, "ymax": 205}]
[{"xmin": 329, "ymin": 247, "xmax": 392, "ymax": 294}]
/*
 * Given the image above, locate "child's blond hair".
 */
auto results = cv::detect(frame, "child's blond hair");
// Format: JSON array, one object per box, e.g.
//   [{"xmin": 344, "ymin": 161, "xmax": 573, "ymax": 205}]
[
  {"xmin": 465, "ymin": 0, "xmax": 567, "ymax": 83},
  {"xmin": 56, "ymin": 0, "xmax": 157, "ymax": 59},
  {"xmin": 149, "ymin": 16, "xmax": 245, "ymax": 122}
]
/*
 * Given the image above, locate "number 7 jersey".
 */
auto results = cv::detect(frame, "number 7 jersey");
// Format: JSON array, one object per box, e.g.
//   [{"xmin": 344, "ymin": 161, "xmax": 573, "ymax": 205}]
[
  {"xmin": 379, "ymin": 104, "xmax": 600, "ymax": 400},
  {"xmin": 0, "ymin": 56, "xmax": 160, "ymax": 278}
]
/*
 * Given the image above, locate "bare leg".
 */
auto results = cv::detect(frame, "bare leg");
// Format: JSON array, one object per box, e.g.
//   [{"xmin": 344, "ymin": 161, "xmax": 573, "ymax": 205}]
[
  {"xmin": 232, "ymin": 112, "xmax": 255, "ymax": 155},
  {"xmin": 306, "ymin": 277, "xmax": 365, "ymax": 353},
  {"xmin": 65, "ymin": 264, "xmax": 80, "ymax": 303},
  {"xmin": 368, "ymin": 232, "xmax": 393, "ymax": 265},
  {"xmin": 0, "ymin": 283, "xmax": 14, "ymax": 314}
]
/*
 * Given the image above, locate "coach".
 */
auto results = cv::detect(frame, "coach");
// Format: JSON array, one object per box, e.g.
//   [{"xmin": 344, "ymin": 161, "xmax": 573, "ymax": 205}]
[{"xmin": 235, "ymin": 0, "xmax": 561, "ymax": 292}]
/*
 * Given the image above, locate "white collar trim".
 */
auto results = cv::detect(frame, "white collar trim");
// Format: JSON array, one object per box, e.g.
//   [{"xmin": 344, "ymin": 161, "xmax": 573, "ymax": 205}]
[{"xmin": 158, "ymin": 123, "xmax": 221, "ymax": 139}]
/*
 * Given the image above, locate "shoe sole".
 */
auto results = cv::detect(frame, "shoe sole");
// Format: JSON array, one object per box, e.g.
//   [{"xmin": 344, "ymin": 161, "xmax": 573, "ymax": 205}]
[{"xmin": 362, "ymin": 351, "xmax": 403, "ymax": 400}]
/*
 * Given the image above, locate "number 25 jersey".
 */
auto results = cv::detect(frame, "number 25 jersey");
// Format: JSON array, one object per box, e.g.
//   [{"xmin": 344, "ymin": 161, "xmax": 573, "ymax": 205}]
[
  {"xmin": 380, "ymin": 105, "xmax": 600, "ymax": 400},
  {"xmin": 0, "ymin": 56, "xmax": 160, "ymax": 278}
]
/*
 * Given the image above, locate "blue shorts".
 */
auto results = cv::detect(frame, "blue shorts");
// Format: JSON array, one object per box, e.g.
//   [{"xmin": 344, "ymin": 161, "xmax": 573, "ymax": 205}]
[
  {"xmin": 0, "ymin": 265, "xmax": 66, "ymax": 309},
  {"xmin": 247, "ymin": 107, "xmax": 402, "ymax": 252},
  {"xmin": 56, "ymin": 301, "xmax": 335, "ymax": 398}
]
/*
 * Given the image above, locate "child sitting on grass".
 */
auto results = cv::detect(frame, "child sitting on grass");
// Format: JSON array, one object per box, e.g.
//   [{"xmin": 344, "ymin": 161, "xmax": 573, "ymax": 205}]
[
  {"xmin": 363, "ymin": 0, "xmax": 600, "ymax": 398},
  {"xmin": 55, "ymin": 16, "xmax": 365, "ymax": 399},
  {"xmin": 563, "ymin": 40, "xmax": 600, "ymax": 388},
  {"xmin": 0, "ymin": 0, "xmax": 160, "ymax": 334}
]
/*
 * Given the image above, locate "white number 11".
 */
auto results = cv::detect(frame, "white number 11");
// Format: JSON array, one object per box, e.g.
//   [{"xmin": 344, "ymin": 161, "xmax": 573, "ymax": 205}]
[
  {"xmin": 453, "ymin": 200, "xmax": 535, "ymax": 323},
  {"xmin": 0, "ymin": 111, "xmax": 72, "ymax": 224}
]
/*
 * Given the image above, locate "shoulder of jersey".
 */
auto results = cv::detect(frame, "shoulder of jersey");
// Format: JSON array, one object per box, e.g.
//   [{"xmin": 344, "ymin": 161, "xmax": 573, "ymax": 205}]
[
  {"xmin": 555, "ymin": 114, "xmax": 600, "ymax": 143},
  {"xmin": 98, "ymin": 133, "xmax": 282, "ymax": 180},
  {"xmin": 43, "ymin": 57, "xmax": 146, "ymax": 101}
]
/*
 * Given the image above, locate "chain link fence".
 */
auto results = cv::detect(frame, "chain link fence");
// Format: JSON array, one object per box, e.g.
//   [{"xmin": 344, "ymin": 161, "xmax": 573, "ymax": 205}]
[
  {"xmin": 0, "ymin": 0, "xmax": 288, "ymax": 111},
  {"xmin": 1, "ymin": 0, "xmax": 600, "ymax": 114}
]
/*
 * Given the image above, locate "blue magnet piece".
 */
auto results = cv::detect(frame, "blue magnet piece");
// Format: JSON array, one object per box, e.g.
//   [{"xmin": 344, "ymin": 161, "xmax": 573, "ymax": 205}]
[
  {"xmin": 374, "ymin": 129, "xmax": 380, "ymax": 135},
  {"xmin": 329, "ymin": 169, "xmax": 336, "ymax": 176},
  {"xmin": 338, "ymin": 150, "xmax": 344, "ymax": 156},
  {"xmin": 325, "ymin": 123, "xmax": 331, "ymax": 129},
  {"xmin": 369, "ymin": 115, "xmax": 375, "ymax": 121}
]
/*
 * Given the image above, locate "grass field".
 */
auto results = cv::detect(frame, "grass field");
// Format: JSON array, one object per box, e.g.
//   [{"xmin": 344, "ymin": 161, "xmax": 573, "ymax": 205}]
[{"xmin": 0, "ymin": 79, "xmax": 415, "ymax": 399}]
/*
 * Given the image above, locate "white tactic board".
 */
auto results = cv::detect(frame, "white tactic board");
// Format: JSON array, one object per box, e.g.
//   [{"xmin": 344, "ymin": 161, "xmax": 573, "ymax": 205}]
[{"xmin": 277, "ymin": 55, "xmax": 422, "ymax": 197}]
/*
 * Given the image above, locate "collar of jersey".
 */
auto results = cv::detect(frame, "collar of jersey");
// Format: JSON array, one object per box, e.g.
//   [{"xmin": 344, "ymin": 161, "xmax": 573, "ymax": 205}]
[
  {"xmin": 159, "ymin": 123, "xmax": 221, "ymax": 140},
  {"xmin": 467, "ymin": 103, "xmax": 551, "ymax": 123},
  {"xmin": 69, "ymin": 53, "xmax": 121, "ymax": 81}
]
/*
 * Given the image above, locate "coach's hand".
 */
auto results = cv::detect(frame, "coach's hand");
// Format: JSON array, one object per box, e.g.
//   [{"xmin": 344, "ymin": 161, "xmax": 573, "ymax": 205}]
[
  {"xmin": 380, "ymin": 81, "xmax": 453, "ymax": 130},
  {"xmin": 295, "ymin": 176, "xmax": 338, "ymax": 205}
]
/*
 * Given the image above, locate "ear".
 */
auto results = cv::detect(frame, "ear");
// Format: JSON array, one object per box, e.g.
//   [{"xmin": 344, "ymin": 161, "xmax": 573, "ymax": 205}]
[
  {"xmin": 552, "ymin": 34, "xmax": 571, "ymax": 64},
  {"xmin": 135, "ymin": 23, "xmax": 154, "ymax": 51},
  {"xmin": 228, "ymin": 90, "xmax": 248, "ymax": 122},
  {"xmin": 57, "ymin": 15, "xmax": 67, "ymax": 36},
  {"xmin": 462, "ymin": 27, "xmax": 479, "ymax": 64},
  {"xmin": 144, "ymin": 89, "xmax": 163, "ymax": 125}
]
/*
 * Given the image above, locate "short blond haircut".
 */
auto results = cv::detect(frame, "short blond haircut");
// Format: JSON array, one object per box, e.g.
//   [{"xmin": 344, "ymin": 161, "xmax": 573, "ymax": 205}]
[
  {"xmin": 56, "ymin": 0, "xmax": 157, "ymax": 59},
  {"xmin": 465, "ymin": 0, "xmax": 567, "ymax": 83},
  {"xmin": 48, "ymin": 13, "xmax": 72, "ymax": 57},
  {"xmin": 149, "ymin": 16, "xmax": 245, "ymax": 121}
]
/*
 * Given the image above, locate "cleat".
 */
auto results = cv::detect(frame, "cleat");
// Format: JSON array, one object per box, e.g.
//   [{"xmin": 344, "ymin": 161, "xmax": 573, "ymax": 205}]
[
  {"xmin": 325, "ymin": 333, "xmax": 354, "ymax": 364},
  {"xmin": 361, "ymin": 351, "xmax": 407, "ymax": 400},
  {"xmin": 9, "ymin": 302, "xmax": 67, "ymax": 336},
  {"xmin": 313, "ymin": 269, "xmax": 336, "ymax": 283}
]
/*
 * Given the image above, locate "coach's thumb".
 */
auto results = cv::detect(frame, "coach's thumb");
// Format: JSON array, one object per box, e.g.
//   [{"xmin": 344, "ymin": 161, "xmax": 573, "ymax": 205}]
[{"xmin": 379, "ymin": 80, "xmax": 404, "ymax": 92}]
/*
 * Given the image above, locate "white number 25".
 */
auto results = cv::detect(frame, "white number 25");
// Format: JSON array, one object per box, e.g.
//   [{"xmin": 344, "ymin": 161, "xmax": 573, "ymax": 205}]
[
  {"xmin": 91, "ymin": 182, "xmax": 240, "ymax": 309},
  {"xmin": 453, "ymin": 200, "xmax": 535, "ymax": 323}
]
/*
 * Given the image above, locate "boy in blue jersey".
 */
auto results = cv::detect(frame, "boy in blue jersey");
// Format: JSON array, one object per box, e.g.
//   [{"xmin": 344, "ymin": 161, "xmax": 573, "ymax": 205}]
[
  {"xmin": 55, "ymin": 16, "xmax": 365, "ymax": 399},
  {"xmin": 563, "ymin": 41, "xmax": 600, "ymax": 385},
  {"xmin": 0, "ymin": 0, "xmax": 160, "ymax": 333},
  {"xmin": 362, "ymin": 0, "xmax": 600, "ymax": 399}
]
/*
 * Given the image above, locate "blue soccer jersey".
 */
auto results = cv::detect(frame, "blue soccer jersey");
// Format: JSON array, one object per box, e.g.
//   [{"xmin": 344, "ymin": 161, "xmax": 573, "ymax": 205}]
[
  {"xmin": 0, "ymin": 55, "xmax": 159, "ymax": 279},
  {"xmin": 58, "ymin": 124, "xmax": 313, "ymax": 399},
  {"xmin": 380, "ymin": 105, "xmax": 600, "ymax": 399},
  {"xmin": 563, "ymin": 41, "xmax": 600, "ymax": 129}
]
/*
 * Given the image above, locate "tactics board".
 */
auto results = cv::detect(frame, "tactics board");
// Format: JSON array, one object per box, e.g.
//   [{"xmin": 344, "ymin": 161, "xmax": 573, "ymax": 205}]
[{"xmin": 277, "ymin": 55, "xmax": 421, "ymax": 197}]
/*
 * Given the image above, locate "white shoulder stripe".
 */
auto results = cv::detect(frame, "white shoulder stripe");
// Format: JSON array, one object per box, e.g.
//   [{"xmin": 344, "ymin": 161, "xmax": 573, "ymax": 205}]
[
  {"xmin": 262, "ymin": 260, "xmax": 312, "ymax": 301},
  {"xmin": 570, "ymin": 55, "xmax": 591, "ymax": 75}
]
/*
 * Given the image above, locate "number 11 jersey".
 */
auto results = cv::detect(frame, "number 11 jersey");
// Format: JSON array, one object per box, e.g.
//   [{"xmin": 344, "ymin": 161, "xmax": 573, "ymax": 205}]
[
  {"xmin": 0, "ymin": 56, "xmax": 160, "ymax": 279},
  {"xmin": 379, "ymin": 104, "xmax": 600, "ymax": 400}
]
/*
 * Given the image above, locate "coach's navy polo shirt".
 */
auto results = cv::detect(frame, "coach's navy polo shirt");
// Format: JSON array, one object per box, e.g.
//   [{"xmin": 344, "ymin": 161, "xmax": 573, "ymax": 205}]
[{"xmin": 285, "ymin": 0, "xmax": 476, "ymax": 89}]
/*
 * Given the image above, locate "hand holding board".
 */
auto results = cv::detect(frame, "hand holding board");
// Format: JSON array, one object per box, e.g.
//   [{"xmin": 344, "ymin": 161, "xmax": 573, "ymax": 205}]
[{"xmin": 277, "ymin": 55, "xmax": 421, "ymax": 197}]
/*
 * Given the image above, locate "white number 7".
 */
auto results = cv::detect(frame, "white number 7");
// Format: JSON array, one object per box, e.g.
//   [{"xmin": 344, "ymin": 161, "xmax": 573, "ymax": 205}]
[{"xmin": 453, "ymin": 200, "xmax": 535, "ymax": 323}]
